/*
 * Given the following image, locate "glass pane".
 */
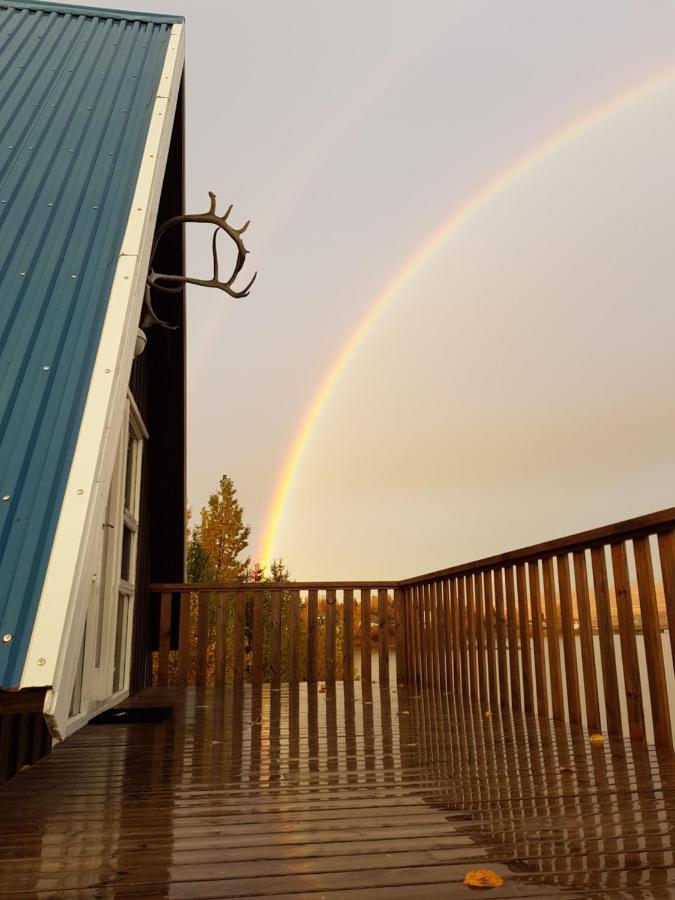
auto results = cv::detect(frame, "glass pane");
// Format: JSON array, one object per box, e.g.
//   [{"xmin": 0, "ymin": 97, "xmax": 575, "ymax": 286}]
[
  {"xmin": 95, "ymin": 493, "xmax": 113, "ymax": 669},
  {"xmin": 124, "ymin": 426, "xmax": 136, "ymax": 513},
  {"xmin": 121, "ymin": 526, "xmax": 133, "ymax": 583},
  {"xmin": 70, "ymin": 620, "xmax": 87, "ymax": 717},
  {"xmin": 113, "ymin": 594, "xmax": 129, "ymax": 693}
]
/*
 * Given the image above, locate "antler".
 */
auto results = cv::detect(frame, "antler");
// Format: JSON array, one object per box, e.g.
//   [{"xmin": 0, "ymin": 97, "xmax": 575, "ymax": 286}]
[{"xmin": 143, "ymin": 191, "xmax": 257, "ymax": 328}]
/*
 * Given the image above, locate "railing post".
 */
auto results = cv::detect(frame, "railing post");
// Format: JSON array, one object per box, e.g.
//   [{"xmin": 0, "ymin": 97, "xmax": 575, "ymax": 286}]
[
  {"xmin": 378, "ymin": 588, "xmax": 389, "ymax": 684},
  {"xmin": 157, "ymin": 591, "xmax": 172, "ymax": 688},
  {"xmin": 634, "ymin": 536, "xmax": 672, "ymax": 748}
]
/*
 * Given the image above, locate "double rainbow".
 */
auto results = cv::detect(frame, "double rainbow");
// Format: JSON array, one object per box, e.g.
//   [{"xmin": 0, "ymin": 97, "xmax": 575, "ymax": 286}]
[{"xmin": 260, "ymin": 67, "xmax": 675, "ymax": 568}]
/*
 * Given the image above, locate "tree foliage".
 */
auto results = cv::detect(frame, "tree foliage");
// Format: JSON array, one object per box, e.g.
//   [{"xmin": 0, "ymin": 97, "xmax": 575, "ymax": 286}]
[{"xmin": 190, "ymin": 475, "xmax": 251, "ymax": 583}]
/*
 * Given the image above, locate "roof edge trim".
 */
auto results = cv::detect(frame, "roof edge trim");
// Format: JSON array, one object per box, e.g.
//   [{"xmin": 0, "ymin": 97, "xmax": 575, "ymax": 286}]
[
  {"xmin": 0, "ymin": 0, "xmax": 183, "ymax": 25},
  {"xmin": 20, "ymin": 26, "xmax": 184, "ymax": 723}
]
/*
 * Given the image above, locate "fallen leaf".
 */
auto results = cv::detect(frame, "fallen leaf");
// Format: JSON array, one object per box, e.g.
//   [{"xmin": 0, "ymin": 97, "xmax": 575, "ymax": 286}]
[
  {"xmin": 463, "ymin": 869, "xmax": 504, "ymax": 889},
  {"xmin": 484, "ymin": 710, "xmax": 493, "ymax": 718},
  {"xmin": 398, "ymin": 710, "xmax": 410, "ymax": 716},
  {"xmin": 590, "ymin": 733, "xmax": 604, "ymax": 745}
]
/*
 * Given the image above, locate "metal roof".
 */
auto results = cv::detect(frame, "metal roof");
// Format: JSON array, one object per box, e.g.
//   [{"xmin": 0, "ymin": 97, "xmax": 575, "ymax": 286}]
[{"xmin": 0, "ymin": 0, "xmax": 181, "ymax": 687}]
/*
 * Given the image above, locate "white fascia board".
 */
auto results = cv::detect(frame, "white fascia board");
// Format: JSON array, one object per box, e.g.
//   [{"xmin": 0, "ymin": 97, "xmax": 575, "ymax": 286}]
[{"xmin": 21, "ymin": 25, "xmax": 184, "ymax": 736}]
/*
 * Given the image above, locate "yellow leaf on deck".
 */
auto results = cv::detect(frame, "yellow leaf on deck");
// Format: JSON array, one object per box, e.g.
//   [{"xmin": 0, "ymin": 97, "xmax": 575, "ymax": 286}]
[
  {"xmin": 484, "ymin": 710, "xmax": 492, "ymax": 718},
  {"xmin": 589, "ymin": 733, "xmax": 604, "ymax": 744},
  {"xmin": 463, "ymin": 869, "xmax": 504, "ymax": 889}
]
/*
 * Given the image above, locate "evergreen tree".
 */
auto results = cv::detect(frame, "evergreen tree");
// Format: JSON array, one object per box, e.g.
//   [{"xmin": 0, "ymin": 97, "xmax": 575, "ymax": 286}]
[
  {"xmin": 198, "ymin": 475, "xmax": 251, "ymax": 582},
  {"xmin": 187, "ymin": 527, "xmax": 212, "ymax": 583}
]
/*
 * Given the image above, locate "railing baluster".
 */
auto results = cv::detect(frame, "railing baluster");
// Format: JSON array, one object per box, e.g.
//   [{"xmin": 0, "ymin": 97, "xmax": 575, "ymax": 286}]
[
  {"xmin": 483, "ymin": 571, "xmax": 497, "ymax": 709},
  {"xmin": 466, "ymin": 575, "xmax": 477, "ymax": 700},
  {"xmin": 516, "ymin": 563, "xmax": 533, "ymax": 715},
  {"xmin": 233, "ymin": 590, "xmax": 246, "ymax": 686},
  {"xmin": 307, "ymin": 588, "xmax": 318, "ymax": 683},
  {"xmin": 541, "ymin": 557, "xmax": 564, "ymax": 720},
  {"xmin": 557, "ymin": 553, "xmax": 581, "ymax": 726},
  {"xmin": 527, "ymin": 561, "xmax": 548, "ymax": 718},
  {"xmin": 475, "ymin": 573, "xmax": 487, "ymax": 703},
  {"xmin": 493, "ymin": 568, "xmax": 508, "ymax": 708},
  {"xmin": 426, "ymin": 582, "xmax": 439, "ymax": 686},
  {"xmin": 178, "ymin": 592, "xmax": 192, "ymax": 687},
  {"xmin": 450, "ymin": 577, "xmax": 460, "ymax": 696},
  {"xmin": 326, "ymin": 588, "xmax": 337, "ymax": 683},
  {"xmin": 572, "ymin": 551, "xmax": 601, "ymax": 733},
  {"xmin": 196, "ymin": 591, "xmax": 209, "ymax": 688},
  {"xmin": 590, "ymin": 547, "xmax": 621, "ymax": 735},
  {"xmin": 408, "ymin": 585, "xmax": 420, "ymax": 687},
  {"xmin": 158, "ymin": 591, "xmax": 171, "ymax": 688},
  {"xmin": 443, "ymin": 580, "xmax": 453, "ymax": 693},
  {"xmin": 457, "ymin": 577, "xmax": 468, "ymax": 698},
  {"xmin": 658, "ymin": 530, "xmax": 675, "ymax": 677},
  {"xmin": 634, "ymin": 536, "xmax": 672, "ymax": 748},
  {"xmin": 214, "ymin": 591, "xmax": 226, "ymax": 689},
  {"xmin": 251, "ymin": 591, "xmax": 264, "ymax": 684},
  {"xmin": 288, "ymin": 589, "xmax": 300, "ymax": 685},
  {"xmin": 611, "ymin": 541, "xmax": 646, "ymax": 741},
  {"xmin": 344, "ymin": 588, "xmax": 355, "ymax": 682},
  {"xmin": 378, "ymin": 588, "xmax": 389, "ymax": 684},
  {"xmin": 504, "ymin": 566, "xmax": 521, "ymax": 712},
  {"xmin": 271, "ymin": 589, "xmax": 282, "ymax": 687},
  {"xmin": 437, "ymin": 580, "xmax": 447, "ymax": 689},
  {"xmin": 361, "ymin": 588, "xmax": 371, "ymax": 683}
]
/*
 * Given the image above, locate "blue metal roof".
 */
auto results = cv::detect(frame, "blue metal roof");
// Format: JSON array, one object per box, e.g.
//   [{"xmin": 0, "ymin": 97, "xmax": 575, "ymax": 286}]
[{"xmin": 0, "ymin": 1, "xmax": 180, "ymax": 687}]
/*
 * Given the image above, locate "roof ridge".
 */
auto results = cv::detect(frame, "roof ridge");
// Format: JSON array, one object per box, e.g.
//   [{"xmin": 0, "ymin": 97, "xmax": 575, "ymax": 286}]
[{"xmin": 0, "ymin": 0, "xmax": 183, "ymax": 25}]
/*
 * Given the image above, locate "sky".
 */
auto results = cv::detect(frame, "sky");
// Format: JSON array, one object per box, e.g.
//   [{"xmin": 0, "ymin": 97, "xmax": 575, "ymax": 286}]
[{"xmin": 106, "ymin": 0, "xmax": 675, "ymax": 579}]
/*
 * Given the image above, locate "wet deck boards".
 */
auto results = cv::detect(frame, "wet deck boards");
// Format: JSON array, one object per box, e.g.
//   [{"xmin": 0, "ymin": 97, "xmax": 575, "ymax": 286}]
[{"xmin": 2, "ymin": 683, "xmax": 675, "ymax": 898}]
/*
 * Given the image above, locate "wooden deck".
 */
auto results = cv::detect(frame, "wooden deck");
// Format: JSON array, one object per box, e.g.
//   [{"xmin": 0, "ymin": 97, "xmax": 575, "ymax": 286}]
[{"xmin": 2, "ymin": 684, "xmax": 675, "ymax": 899}]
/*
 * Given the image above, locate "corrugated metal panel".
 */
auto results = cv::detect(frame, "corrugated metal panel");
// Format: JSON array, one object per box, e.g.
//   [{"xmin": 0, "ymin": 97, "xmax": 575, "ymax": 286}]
[{"xmin": 0, "ymin": 1, "xmax": 181, "ymax": 687}]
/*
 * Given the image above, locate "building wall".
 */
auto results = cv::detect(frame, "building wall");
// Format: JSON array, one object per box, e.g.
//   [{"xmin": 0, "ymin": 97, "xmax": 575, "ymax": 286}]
[{"xmin": 129, "ymin": 78, "xmax": 186, "ymax": 692}]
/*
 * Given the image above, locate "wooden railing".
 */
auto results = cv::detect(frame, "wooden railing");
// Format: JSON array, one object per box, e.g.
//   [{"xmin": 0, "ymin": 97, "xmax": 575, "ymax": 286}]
[
  {"xmin": 398, "ymin": 507, "xmax": 675, "ymax": 748},
  {"xmin": 150, "ymin": 581, "xmax": 402, "ymax": 688},
  {"xmin": 151, "ymin": 507, "xmax": 675, "ymax": 748}
]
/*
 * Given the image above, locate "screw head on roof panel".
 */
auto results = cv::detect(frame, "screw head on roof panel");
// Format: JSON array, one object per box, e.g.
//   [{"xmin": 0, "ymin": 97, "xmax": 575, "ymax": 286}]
[
  {"xmin": 2, "ymin": 495, "xmax": 10, "ymax": 501},
  {"xmin": 42, "ymin": 365, "xmax": 50, "ymax": 371},
  {"xmin": 2, "ymin": 635, "xmax": 12, "ymax": 644}
]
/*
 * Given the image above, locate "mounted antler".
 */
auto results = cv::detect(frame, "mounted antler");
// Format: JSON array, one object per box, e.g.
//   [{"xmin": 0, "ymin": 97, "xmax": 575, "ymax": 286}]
[{"xmin": 143, "ymin": 191, "xmax": 257, "ymax": 328}]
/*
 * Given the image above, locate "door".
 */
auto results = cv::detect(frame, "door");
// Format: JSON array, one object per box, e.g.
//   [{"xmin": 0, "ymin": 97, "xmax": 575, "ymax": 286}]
[{"xmin": 70, "ymin": 397, "xmax": 145, "ymax": 718}]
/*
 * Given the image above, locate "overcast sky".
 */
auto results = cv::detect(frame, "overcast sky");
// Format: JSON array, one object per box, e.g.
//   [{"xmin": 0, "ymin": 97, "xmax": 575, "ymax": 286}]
[{"xmin": 107, "ymin": 1, "xmax": 675, "ymax": 578}]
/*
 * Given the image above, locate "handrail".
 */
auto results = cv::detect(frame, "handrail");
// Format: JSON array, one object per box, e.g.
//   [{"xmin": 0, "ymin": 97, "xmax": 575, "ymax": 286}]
[
  {"xmin": 399, "ymin": 506, "xmax": 675, "ymax": 585},
  {"xmin": 150, "ymin": 580, "xmax": 399, "ymax": 591}
]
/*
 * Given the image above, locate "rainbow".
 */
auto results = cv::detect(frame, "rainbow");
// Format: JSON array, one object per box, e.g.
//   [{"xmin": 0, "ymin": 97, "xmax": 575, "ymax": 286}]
[{"xmin": 259, "ymin": 67, "xmax": 675, "ymax": 568}]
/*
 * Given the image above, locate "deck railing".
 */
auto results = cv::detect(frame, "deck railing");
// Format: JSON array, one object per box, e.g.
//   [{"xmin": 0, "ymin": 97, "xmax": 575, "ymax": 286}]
[
  {"xmin": 398, "ymin": 507, "xmax": 675, "ymax": 748},
  {"xmin": 150, "ymin": 581, "xmax": 401, "ymax": 688},
  {"xmin": 150, "ymin": 507, "xmax": 675, "ymax": 747}
]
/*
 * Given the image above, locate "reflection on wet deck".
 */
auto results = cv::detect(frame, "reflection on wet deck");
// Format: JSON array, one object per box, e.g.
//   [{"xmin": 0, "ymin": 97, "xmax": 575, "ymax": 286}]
[{"xmin": 2, "ymin": 683, "xmax": 675, "ymax": 898}]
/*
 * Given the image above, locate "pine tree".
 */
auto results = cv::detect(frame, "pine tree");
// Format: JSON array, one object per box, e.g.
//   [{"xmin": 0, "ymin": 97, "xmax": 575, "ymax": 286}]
[{"xmin": 198, "ymin": 475, "xmax": 251, "ymax": 582}]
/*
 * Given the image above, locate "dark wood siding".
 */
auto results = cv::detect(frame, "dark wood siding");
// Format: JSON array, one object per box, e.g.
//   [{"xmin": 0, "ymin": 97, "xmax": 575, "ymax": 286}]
[
  {"xmin": 129, "ymin": 76, "xmax": 186, "ymax": 692},
  {"xmin": 0, "ymin": 689, "xmax": 50, "ymax": 782}
]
